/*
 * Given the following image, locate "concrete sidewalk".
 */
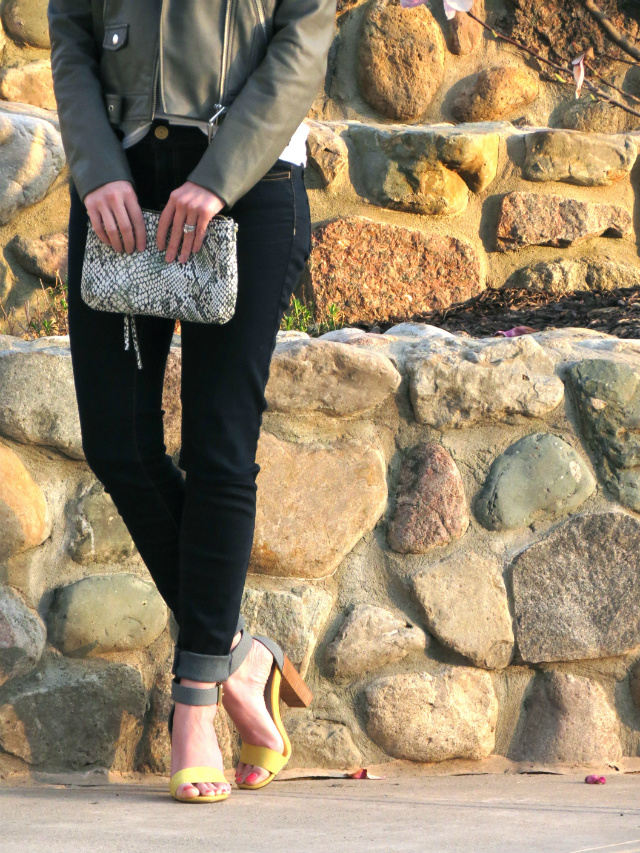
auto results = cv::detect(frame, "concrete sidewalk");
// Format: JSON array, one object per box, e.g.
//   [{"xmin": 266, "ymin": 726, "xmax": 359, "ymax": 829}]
[{"xmin": 1, "ymin": 773, "xmax": 639, "ymax": 853}]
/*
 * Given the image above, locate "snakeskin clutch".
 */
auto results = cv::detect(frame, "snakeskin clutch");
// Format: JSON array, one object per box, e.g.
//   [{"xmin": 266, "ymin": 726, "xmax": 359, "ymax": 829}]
[{"xmin": 80, "ymin": 208, "xmax": 239, "ymax": 369}]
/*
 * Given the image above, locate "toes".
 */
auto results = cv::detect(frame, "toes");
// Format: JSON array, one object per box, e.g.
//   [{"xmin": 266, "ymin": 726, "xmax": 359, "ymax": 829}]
[
  {"xmin": 178, "ymin": 782, "xmax": 229, "ymax": 799},
  {"xmin": 239, "ymin": 764, "xmax": 269, "ymax": 786},
  {"xmin": 235, "ymin": 761, "xmax": 246, "ymax": 781},
  {"xmin": 177, "ymin": 783, "xmax": 200, "ymax": 799}
]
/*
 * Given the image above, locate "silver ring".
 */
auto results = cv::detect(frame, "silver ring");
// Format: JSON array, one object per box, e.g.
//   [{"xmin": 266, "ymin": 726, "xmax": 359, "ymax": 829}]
[{"xmin": 183, "ymin": 223, "xmax": 196, "ymax": 234}]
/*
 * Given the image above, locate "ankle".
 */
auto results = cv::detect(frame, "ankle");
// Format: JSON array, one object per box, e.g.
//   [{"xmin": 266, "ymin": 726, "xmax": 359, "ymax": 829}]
[
  {"xmin": 230, "ymin": 631, "xmax": 242, "ymax": 652},
  {"xmin": 180, "ymin": 677, "xmax": 219, "ymax": 690}
]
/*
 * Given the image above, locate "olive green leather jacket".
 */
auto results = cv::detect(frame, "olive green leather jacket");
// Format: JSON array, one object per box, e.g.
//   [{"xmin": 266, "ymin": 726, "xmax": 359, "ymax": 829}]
[{"xmin": 47, "ymin": 0, "xmax": 336, "ymax": 206}]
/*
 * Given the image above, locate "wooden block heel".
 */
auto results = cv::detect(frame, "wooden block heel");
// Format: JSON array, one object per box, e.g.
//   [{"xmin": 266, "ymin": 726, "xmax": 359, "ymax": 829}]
[
  {"xmin": 280, "ymin": 655, "xmax": 313, "ymax": 708},
  {"xmin": 233, "ymin": 634, "xmax": 313, "ymax": 790}
]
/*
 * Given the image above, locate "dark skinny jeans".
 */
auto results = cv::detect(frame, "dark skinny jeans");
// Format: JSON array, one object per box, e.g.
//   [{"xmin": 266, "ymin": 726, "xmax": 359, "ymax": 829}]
[{"xmin": 66, "ymin": 120, "xmax": 311, "ymax": 682}]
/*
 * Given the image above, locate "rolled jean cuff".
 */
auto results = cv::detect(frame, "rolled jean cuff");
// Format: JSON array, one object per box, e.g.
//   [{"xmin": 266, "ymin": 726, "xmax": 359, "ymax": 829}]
[
  {"xmin": 172, "ymin": 648, "xmax": 232, "ymax": 681},
  {"xmin": 172, "ymin": 613, "xmax": 247, "ymax": 680}
]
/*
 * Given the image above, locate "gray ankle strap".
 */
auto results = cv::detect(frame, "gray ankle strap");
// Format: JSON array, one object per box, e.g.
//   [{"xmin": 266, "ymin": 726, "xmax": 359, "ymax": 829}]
[
  {"xmin": 171, "ymin": 678, "xmax": 222, "ymax": 706},
  {"xmin": 253, "ymin": 635, "xmax": 285, "ymax": 673}
]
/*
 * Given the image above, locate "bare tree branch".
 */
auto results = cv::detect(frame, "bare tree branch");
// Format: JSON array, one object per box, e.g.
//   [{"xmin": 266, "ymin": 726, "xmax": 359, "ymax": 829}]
[
  {"xmin": 465, "ymin": 10, "xmax": 640, "ymax": 120},
  {"xmin": 582, "ymin": 0, "xmax": 640, "ymax": 62}
]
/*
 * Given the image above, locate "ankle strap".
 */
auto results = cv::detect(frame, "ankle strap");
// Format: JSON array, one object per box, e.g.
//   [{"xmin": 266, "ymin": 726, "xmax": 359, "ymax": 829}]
[{"xmin": 171, "ymin": 678, "xmax": 222, "ymax": 706}]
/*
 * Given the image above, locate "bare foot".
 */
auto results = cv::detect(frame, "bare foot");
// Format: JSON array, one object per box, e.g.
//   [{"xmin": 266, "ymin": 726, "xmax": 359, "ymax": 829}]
[
  {"xmin": 222, "ymin": 634, "xmax": 284, "ymax": 786},
  {"xmin": 170, "ymin": 678, "xmax": 231, "ymax": 800}
]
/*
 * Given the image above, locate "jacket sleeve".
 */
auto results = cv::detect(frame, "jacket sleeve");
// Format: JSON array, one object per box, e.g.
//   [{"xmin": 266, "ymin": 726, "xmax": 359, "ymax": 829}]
[
  {"xmin": 48, "ymin": 0, "xmax": 134, "ymax": 203},
  {"xmin": 187, "ymin": 0, "xmax": 336, "ymax": 209}
]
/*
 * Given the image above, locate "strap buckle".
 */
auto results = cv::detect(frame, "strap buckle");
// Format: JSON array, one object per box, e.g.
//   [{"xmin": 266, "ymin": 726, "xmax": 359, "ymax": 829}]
[{"xmin": 208, "ymin": 104, "xmax": 227, "ymax": 143}]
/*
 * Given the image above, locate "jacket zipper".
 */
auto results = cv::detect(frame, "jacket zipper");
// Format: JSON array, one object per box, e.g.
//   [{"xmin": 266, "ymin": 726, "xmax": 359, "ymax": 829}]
[
  {"xmin": 150, "ymin": 51, "xmax": 159, "ymax": 120},
  {"xmin": 253, "ymin": 0, "xmax": 267, "ymax": 40},
  {"xmin": 158, "ymin": 0, "xmax": 167, "ymax": 111},
  {"xmin": 218, "ymin": 0, "xmax": 234, "ymax": 106}
]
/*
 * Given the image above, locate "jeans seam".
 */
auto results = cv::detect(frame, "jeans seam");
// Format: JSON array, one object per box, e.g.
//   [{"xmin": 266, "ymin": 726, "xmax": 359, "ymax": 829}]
[
  {"xmin": 290, "ymin": 172, "xmax": 297, "ymax": 237},
  {"xmin": 130, "ymin": 322, "xmax": 182, "ymax": 541},
  {"xmin": 258, "ymin": 176, "xmax": 297, "ymax": 391}
]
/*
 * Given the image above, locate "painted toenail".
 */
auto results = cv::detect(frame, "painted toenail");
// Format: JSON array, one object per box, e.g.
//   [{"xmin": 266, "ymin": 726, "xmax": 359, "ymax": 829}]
[{"xmin": 246, "ymin": 772, "xmax": 259, "ymax": 784}]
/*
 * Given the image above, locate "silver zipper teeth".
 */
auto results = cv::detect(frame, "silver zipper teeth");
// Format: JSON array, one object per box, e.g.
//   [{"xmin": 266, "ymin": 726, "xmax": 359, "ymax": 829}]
[
  {"xmin": 159, "ymin": 0, "xmax": 167, "ymax": 111},
  {"xmin": 218, "ymin": 0, "xmax": 233, "ymax": 106},
  {"xmin": 150, "ymin": 52, "xmax": 159, "ymax": 120},
  {"xmin": 253, "ymin": 0, "xmax": 267, "ymax": 38}
]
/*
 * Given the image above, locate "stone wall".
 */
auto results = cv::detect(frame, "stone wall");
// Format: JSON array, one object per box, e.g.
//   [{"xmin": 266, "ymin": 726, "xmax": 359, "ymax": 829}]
[
  {"xmin": 0, "ymin": 0, "xmax": 640, "ymax": 777},
  {"xmin": 1, "ymin": 325, "xmax": 640, "ymax": 776},
  {"xmin": 1, "ymin": 0, "xmax": 640, "ymax": 321}
]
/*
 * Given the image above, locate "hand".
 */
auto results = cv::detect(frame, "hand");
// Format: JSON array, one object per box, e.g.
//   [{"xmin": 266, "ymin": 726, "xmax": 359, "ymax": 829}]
[
  {"xmin": 157, "ymin": 181, "xmax": 225, "ymax": 264},
  {"xmin": 84, "ymin": 181, "xmax": 146, "ymax": 253}
]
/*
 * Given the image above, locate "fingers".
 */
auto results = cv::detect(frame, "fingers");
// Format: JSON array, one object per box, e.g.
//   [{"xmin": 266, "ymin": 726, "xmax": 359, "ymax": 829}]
[
  {"xmin": 111, "ymin": 198, "xmax": 136, "ymax": 254},
  {"xmin": 98, "ymin": 206, "xmax": 124, "ymax": 253},
  {"xmin": 191, "ymin": 216, "xmax": 210, "ymax": 255},
  {"xmin": 156, "ymin": 196, "xmax": 175, "ymax": 252},
  {"xmin": 84, "ymin": 181, "xmax": 141, "ymax": 253},
  {"xmin": 178, "ymin": 217, "xmax": 199, "ymax": 264},
  {"xmin": 164, "ymin": 196, "xmax": 188, "ymax": 264},
  {"xmin": 161, "ymin": 182, "xmax": 226, "ymax": 263},
  {"xmin": 124, "ymin": 194, "xmax": 147, "ymax": 252}
]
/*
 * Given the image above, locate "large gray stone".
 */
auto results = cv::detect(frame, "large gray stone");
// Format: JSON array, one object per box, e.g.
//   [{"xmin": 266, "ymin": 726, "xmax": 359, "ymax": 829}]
[
  {"xmin": 511, "ymin": 672, "xmax": 622, "ymax": 764},
  {"xmin": 0, "ymin": 111, "xmax": 65, "ymax": 224},
  {"xmin": 285, "ymin": 716, "xmax": 363, "ymax": 769},
  {"xmin": 358, "ymin": 0, "xmax": 445, "ymax": 123},
  {"xmin": 523, "ymin": 130, "xmax": 637, "ymax": 186},
  {"xmin": 508, "ymin": 258, "xmax": 640, "ymax": 295},
  {"xmin": 250, "ymin": 433, "xmax": 387, "ymax": 579},
  {"xmin": 475, "ymin": 433, "xmax": 595, "ymax": 531},
  {"xmin": 411, "ymin": 552, "xmax": 514, "ymax": 670},
  {"xmin": 347, "ymin": 121, "xmax": 499, "ymax": 216},
  {"xmin": 365, "ymin": 668, "xmax": 498, "ymax": 762},
  {"xmin": 266, "ymin": 339, "xmax": 401, "ymax": 417},
  {"xmin": 452, "ymin": 66, "xmax": 539, "ymax": 122},
  {"xmin": 512, "ymin": 512, "xmax": 640, "ymax": 663},
  {"xmin": 496, "ymin": 192, "xmax": 632, "ymax": 251},
  {"xmin": 49, "ymin": 574, "xmax": 168, "ymax": 656},
  {"xmin": 565, "ymin": 359, "xmax": 640, "ymax": 511},
  {"xmin": 0, "ymin": 584, "xmax": 46, "ymax": 687},
  {"xmin": 67, "ymin": 484, "xmax": 137, "ymax": 565},
  {"xmin": 0, "ymin": 59, "xmax": 56, "ymax": 110},
  {"xmin": 325, "ymin": 605, "xmax": 428, "ymax": 680},
  {"xmin": 307, "ymin": 216, "xmax": 486, "ymax": 327},
  {"xmin": 8, "ymin": 232, "xmax": 69, "ymax": 283},
  {"xmin": 0, "ymin": 654, "xmax": 147, "ymax": 769},
  {"xmin": 0, "ymin": 344, "xmax": 83, "ymax": 459},
  {"xmin": 0, "ymin": 440, "xmax": 50, "ymax": 561},
  {"xmin": 387, "ymin": 443, "xmax": 469, "ymax": 554},
  {"xmin": 305, "ymin": 121, "xmax": 349, "ymax": 189},
  {"xmin": 2, "ymin": 0, "xmax": 50, "ymax": 48},
  {"xmin": 406, "ymin": 335, "xmax": 564, "ymax": 429},
  {"xmin": 241, "ymin": 583, "xmax": 333, "ymax": 677}
]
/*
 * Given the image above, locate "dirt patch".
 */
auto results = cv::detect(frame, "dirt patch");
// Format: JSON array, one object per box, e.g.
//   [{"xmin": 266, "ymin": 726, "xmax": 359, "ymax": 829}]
[
  {"xmin": 373, "ymin": 285, "xmax": 640, "ymax": 339},
  {"xmin": 501, "ymin": 0, "xmax": 640, "ymax": 73}
]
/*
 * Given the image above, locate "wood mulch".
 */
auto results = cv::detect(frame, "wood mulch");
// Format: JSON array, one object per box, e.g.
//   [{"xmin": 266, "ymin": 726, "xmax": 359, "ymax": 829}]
[{"xmin": 373, "ymin": 285, "xmax": 640, "ymax": 339}]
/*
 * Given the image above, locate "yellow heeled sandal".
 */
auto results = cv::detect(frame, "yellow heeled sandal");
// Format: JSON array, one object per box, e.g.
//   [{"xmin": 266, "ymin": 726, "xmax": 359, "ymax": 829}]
[
  {"xmin": 168, "ymin": 679, "xmax": 231, "ymax": 804},
  {"xmin": 235, "ymin": 635, "xmax": 313, "ymax": 791}
]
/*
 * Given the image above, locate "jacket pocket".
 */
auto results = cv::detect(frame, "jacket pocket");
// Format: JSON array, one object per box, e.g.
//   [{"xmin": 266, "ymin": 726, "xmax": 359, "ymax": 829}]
[
  {"xmin": 104, "ymin": 93, "xmax": 122, "ymax": 123},
  {"xmin": 103, "ymin": 23, "xmax": 129, "ymax": 51}
]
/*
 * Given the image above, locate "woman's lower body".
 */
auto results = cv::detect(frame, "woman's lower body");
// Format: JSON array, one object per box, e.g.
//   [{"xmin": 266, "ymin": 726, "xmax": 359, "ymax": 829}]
[{"xmin": 66, "ymin": 120, "xmax": 312, "ymax": 795}]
